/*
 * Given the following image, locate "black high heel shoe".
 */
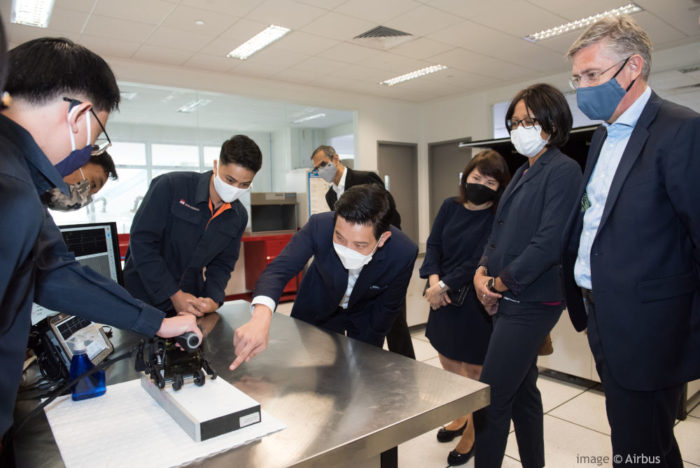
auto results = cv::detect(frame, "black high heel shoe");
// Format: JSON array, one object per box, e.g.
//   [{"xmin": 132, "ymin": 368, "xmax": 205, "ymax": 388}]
[
  {"xmin": 447, "ymin": 444, "xmax": 475, "ymax": 466},
  {"xmin": 436, "ymin": 420, "xmax": 467, "ymax": 443}
]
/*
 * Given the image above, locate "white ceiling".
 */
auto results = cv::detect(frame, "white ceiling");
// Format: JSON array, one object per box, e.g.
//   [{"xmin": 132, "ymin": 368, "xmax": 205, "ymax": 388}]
[
  {"xmin": 1, "ymin": 0, "xmax": 699, "ymax": 129},
  {"xmin": 113, "ymin": 81, "xmax": 354, "ymax": 131}
]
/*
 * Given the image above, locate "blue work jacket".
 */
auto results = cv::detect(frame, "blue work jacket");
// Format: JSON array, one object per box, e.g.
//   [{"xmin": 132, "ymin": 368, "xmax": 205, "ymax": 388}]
[
  {"xmin": 0, "ymin": 114, "xmax": 164, "ymax": 435},
  {"xmin": 123, "ymin": 171, "xmax": 247, "ymax": 312}
]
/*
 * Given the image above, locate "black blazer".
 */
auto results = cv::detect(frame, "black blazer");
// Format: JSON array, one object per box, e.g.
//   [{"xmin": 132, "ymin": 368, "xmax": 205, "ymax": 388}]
[
  {"xmin": 561, "ymin": 92, "xmax": 700, "ymax": 391},
  {"xmin": 253, "ymin": 212, "xmax": 417, "ymax": 347},
  {"xmin": 481, "ymin": 147, "xmax": 582, "ymax": 302},
  {"xmin": 325, "ymin": 167, "xmax": 402, "ymax": 229}
]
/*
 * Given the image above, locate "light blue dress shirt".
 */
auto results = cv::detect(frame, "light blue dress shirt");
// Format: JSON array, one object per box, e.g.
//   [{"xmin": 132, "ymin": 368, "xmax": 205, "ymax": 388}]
[{"xmin": 574, "ymin": 86, "xmax": 652, "ymax": 289}]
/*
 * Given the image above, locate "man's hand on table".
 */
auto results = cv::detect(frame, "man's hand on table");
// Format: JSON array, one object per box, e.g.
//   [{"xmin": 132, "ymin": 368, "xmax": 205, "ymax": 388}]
[{"xmin": 229, "ymin": 304, "xmax": 272, "ymax": 371}]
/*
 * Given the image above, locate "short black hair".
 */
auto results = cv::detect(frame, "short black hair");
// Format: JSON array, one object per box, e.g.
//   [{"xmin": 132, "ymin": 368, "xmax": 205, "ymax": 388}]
[
  {"xmin": 0, "ymin": 13, "xmax": 7, "ymax": 98},
  {"xmin": 334, "ymin": 184, "xmax": 392, "ymax": 240},
  {"xmin": 505, "ymin": 83, "xmax": 572, "ymax": 148},
  {"xmin": 220, "ymin": 134, "xmax": 263, "ymax": 173},
  {"xmin": 456, "ymin": 149, "xmax": 511, "ymax": 206},
  {"xmin": 5, "ymin": 37, "xmax": 120, "ymax": 112},
  {"xmin": 88, "ymin": 152, "xmax": 118, "ymax": 180}
]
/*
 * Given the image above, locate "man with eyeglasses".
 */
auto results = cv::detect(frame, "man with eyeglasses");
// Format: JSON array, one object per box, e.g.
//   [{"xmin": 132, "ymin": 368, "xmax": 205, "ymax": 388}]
[
  {"xmin": 561, "ymin": 16, "xmax": 700, "ymax": 467},
  {"xmin": 311, "ymin": 145, "xmax": 415, "ymax": 360},
  {"xmin": 0, "ymin": 37, "xmax": 200, "ymax": 447}
]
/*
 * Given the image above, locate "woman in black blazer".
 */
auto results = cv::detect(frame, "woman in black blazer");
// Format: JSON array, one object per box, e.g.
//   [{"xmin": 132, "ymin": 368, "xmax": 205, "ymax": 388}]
[
  {"xmin": 420, "ymin": 150, "xmax": 510, "ymax": 466},
  {"xmin": 472, "ymin": 84, "xmax": 582, "ymax": 468}
]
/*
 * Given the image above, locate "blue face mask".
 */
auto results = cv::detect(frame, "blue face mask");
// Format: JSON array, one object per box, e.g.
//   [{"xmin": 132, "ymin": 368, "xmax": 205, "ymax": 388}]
[
  {"xmin": 576, "ymin": 57, "xmax": 635, "ymax": 122},
  {"xmin": 55, "ymin": 103, "xmax": 94, "ymax": 177}
]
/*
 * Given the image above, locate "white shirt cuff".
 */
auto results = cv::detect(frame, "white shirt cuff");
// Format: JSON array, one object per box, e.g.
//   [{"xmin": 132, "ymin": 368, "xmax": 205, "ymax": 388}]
[{"xmin": 251, "ymin": 296, "xmax": 276, "ymax": 315}]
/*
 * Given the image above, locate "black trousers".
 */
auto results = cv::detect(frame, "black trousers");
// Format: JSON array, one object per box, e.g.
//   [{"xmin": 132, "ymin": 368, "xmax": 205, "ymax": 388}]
[
  {"xmin": 385, "ymin": 301, "xmax": 415, "ymax": 359},
  {"xmin": 584, "ymin": 293, "xmax": 684, "ymax": 468},
  {"xmin": 474, "ymin": 300, "xmax": 562, "ymax": 468}
]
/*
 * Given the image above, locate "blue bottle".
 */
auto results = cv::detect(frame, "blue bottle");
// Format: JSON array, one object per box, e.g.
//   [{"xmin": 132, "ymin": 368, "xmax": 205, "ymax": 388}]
[{"xmin": 69, "ymin": 341, "xmax": 106, "ymax": 401}]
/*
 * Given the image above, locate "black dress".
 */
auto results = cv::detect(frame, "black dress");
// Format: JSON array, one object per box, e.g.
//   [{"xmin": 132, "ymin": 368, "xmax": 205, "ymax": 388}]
[{"xmin": 420, "ymin": 197, "xmax": 493, "ymax": 364}]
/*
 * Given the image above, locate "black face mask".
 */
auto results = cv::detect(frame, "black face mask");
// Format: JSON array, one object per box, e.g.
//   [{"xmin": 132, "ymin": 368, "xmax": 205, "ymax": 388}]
[{"xmin": 465, "ymin": 183, "xmax": 497, "ymax": 205}]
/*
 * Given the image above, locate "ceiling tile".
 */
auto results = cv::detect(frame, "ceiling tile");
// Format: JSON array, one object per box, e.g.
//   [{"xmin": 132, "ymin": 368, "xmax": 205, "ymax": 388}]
[
  {"xmin": 470, "ymin": 0, "xmax": 567, "ymax": 38},
  {"xmin": 246, "ymin": 0, "xmax": 327, "ymax": 30},
  {"xmin": 272, "ymin": 30, "xmax": 340, "ymax": 55},
  {"xmin": 420, "ymin": 0, "xmax": 485, "ymax": 19},
  {"xmin": 218, "ymin": 18, "xmax": 271, "ymax": 42},
  {"xmin": 386, "ymin": 4, "xmax": 464, "ymax": 36},
  {"xmin": 389, "ymin": 37, "xmax": 454, "ymax": 60},
  {"xmin": 178, "ymin": 0, "xmax": 261, "ymax": 17},
  {"xmin": 6, "ymin": 24, "xmax": 81, "ymax": 48},
  {"xmin": 429, "ymin": 47, "xmax": 532, "ymax": 79},
  {"xmin": 273, "ymin": 68, "xmax": 327, "ymax": 86},
  {"xmin": 633, "ymin": 10, "xmax": 693, "ymax": 46},
  {"xmin": 523, "ymin": 0, "xmax": 617, "ymax": 22},
  {"xmin": 160, "ymin": 5, "xmax": 239, "ymax": 36},
  {"xmin": 301, "ymin": 11, "xmax": 377, "ymax": 41},
  {"xmin": 145, "ymin": 27, "xmax": 215, "ymax": 52},
  {"xmin": 79, "ymin": 34, "xmax": 142, "ymax": 59},
  {"xmin": 636, "ymin": 0, "xmax": 700, "ymax": 37},
  {"xmin": 184, "ymin": 54, "xmax": 240, "ymax": 73},
  {"xmin": 132, "ymin": 45, "xmax": 194, "ymax": 66},
  {"xmin": 316, "ymin": 42, "xmax": 383, "ymax": 63},
  {"xmin": 360, "ymin": 51, "xmax": 431, "ymax": 73},
  {"xmin": 429, "ymin": 19, "xmax": 512, "ymax": 47},
  {"xmin": 82, "ymin": 15, "xmax": 157, "ymax": 42},
  {"xmin": 243, "ymin": 48, "xmax": 311, "ymax": 69},
  {"xmin": 47, "ymin": 8, "xmax": 91, "ymax": 33},
  {"xmin": 93, "ymin": 0, "xmax": 176, "ymax": 25},
  {"xmin": 288, "ymin": 55, "xmax": 354, "ymax": 74},
  {"xmin": 54, "ymin": 0, "xmax": 99, "ymax": 13},
  {"xmin": 294, "ymin": 0, "xmax": 348, "ymax": 9},
  {"xmin": 326, "ymin": 64, "xmax": 390, "ymax": 82},
  {"xmin": 335, "ymin": 0, "xmax": 422, "ymax": 24}
]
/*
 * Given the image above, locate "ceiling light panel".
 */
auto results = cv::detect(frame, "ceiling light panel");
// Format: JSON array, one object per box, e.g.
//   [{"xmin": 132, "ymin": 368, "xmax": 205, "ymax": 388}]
[
  {"xmin": 380, "ymin": 65, "xmax": 448, "ymax": 86},
  {"xmin": 524, "ymin": 3, "xmax": 643, "ymax": 42},
  {"xmin": 11, "ymin": 0, "xmax": 55, "ymax": 28},
  {"xmin": 292, "ymin": 113, "xmax": 326, "ymax": 124},
  {"xmin": 227, "ymin": 25, "xmax": 291, "ymax": 60}
]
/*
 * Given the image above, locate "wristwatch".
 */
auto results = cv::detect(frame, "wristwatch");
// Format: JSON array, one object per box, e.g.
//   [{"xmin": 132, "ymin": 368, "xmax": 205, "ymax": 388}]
[
  {"xmin": 438, "ymin": 280, "xmax": 447, "ymax": 291},
  {"xmin": 487, "ymin": 277, "xmax": 498, "ymax": 293}
]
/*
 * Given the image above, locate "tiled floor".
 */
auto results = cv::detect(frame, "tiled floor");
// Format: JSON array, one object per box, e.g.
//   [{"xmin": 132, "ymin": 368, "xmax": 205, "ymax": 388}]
[
  {"xmin": 400, "ymin": 328, "xmax": 700, "ymax": 468},
  {"xmin": 275, "ymin": 303, "xmax": 700, "ymax": 468}
]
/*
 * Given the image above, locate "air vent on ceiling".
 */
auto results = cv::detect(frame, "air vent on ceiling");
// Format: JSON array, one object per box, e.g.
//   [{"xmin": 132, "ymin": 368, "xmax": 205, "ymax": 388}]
[{"xmin": 353, "ymin": 26, "xmax": 413, "ymax": 50}]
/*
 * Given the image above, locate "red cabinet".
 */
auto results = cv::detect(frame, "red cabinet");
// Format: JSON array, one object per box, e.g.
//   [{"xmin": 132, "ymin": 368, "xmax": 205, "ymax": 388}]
[{"xmin": 242, "ymin": 232, "xmax": 301, "ymax": 301}]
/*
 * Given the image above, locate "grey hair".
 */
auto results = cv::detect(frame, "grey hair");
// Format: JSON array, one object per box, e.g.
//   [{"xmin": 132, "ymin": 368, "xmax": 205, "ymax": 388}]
[
  {"xmin": 311, "ymin": 145, "xmax": 337, "ymax": 160},
  {"xmin": 567, "ymin": 15, "xmax": 652, "ymax": 80}
]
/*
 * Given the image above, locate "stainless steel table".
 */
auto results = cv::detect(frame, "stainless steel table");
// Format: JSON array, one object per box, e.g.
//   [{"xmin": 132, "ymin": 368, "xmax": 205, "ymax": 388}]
[{"xmin": 13, "ymin": 301, "xmax": 490, "ymax": 467}]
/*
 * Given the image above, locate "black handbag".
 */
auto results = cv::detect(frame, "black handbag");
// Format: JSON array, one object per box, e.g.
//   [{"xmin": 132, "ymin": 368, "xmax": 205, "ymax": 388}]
[{"xmin": 423, "ymin": 280, "xmax": 470, "ymax": 307}]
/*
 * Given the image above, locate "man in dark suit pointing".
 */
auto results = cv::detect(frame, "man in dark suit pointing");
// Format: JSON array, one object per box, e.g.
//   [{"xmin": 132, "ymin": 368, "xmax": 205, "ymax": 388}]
[
  {"xmin": 310, "ymin": 145, "xmax": 415, "ymax": 359},
  {"xmin": 562, "ymin": 16, "xmax": 700, "ymax": 467},
  {"xmin": 230, "ymin": 184, "xmax": 417, "ymax": 370}
]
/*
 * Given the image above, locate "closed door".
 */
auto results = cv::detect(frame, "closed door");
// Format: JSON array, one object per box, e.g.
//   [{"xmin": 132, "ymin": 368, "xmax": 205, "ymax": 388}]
[
  {"xmin": 377, "ymin": 142, "xmax": 418, "ymax": 244},
  {"xmin": 428, "ymin": 139, "xmax": 472, "ymax": 224}
]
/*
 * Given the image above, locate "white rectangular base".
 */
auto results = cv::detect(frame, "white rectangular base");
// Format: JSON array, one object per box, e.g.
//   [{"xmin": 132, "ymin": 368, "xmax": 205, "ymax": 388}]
[{"xmin": 141, "ymin": 375, "xmax": 261, "ymax": 441}]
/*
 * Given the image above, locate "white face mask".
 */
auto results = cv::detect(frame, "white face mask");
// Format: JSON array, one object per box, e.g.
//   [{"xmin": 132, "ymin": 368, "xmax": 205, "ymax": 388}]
[
  {"xmin": 213, "ymin": 167, "xmax": 248, "ymax": 203},
  {"xmin": 317, "ymin": 162, "xmax": 336, "ymax": 183},
  {"xmin": 333, "ymin": 240, "xmax": 380, "ymax": 270},
  {"xmin": 510, "ymin": 125, "xmax": 548, "ymax": 158}
]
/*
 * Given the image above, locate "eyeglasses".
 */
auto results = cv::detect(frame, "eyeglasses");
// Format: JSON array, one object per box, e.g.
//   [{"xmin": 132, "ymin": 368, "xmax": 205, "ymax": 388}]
[
  {"xmin": 569, "ymin": 56, "xmax": 631, "ymax": 90},
  {"xmin": 312, "ymin": 160, "xmax": 331, "ymax": 172},
  {"xmin": 62, "ymin": 97, "xmax": 112, "ymax": 156},
  {"xmin": 506, "ymin": 117, "xmax": 538, "ymax": 131}
]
